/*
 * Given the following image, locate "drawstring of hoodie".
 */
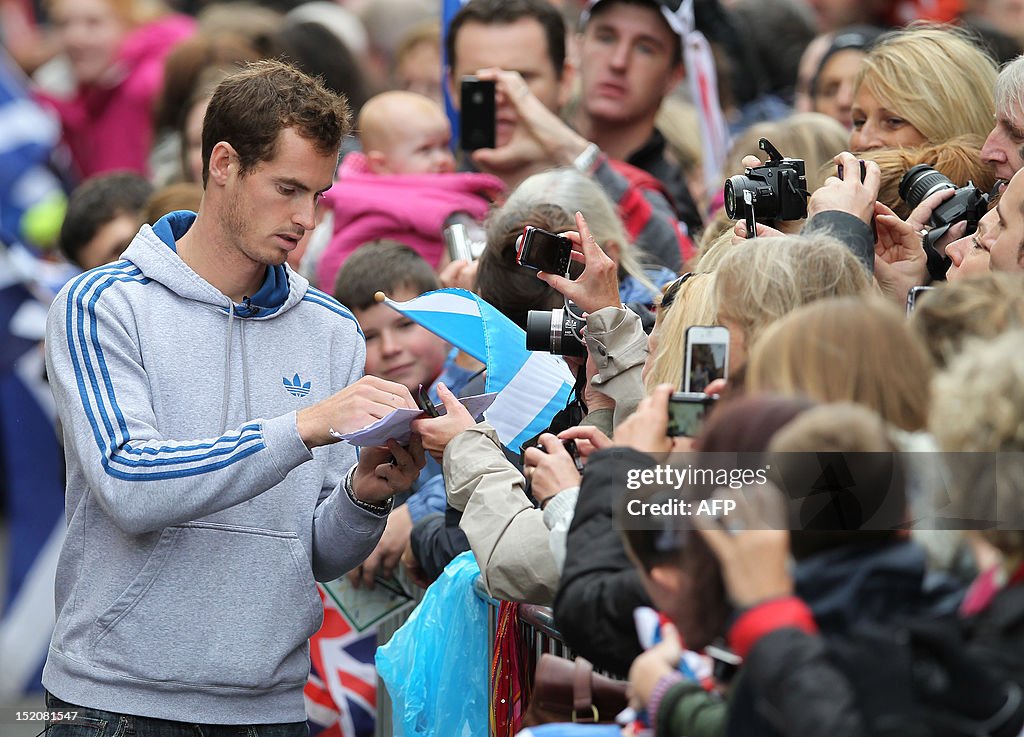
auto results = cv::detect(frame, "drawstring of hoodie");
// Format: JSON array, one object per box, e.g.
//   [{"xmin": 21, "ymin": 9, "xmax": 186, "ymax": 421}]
[
  {"xmin": 239, "ymin": 318, "xmax": 252, "ymax": 421},
  {"xmin": 220, "ymin": 299, "xmax": 255, "ymax": 432},
  {"xmin": 221, "ymin": 301, "xmax": 236, "ymax": 432}
]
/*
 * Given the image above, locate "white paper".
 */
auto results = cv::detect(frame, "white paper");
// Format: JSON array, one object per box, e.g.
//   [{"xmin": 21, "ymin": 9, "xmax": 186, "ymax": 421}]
[{"xmin": 334, "ymin": 392, "xmax": 498, "ymax": 447}]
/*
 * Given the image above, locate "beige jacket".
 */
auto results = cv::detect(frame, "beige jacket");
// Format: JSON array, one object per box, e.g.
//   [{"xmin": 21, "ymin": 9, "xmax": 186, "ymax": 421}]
[
  {"xmin": 443, "ymin": 423, "xmax": 560, "ymax": 605},
  {"xmin": 584, "ymin": 306, "xmax": 648, "ymax": 428}
]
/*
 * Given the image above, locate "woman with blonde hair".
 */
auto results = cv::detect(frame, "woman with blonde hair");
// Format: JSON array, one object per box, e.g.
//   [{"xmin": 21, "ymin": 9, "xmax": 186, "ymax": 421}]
[
  {"xmin": 746, "ymin": 295, "xmax": 932, "ymax": 431},
  {"xmin": 642, "ymin": 273, "xmax": 717, "ymax": 391},
  {"xmin": 850, "ymin": 25, "xmax": 997, "ymax": 152},
  {"xmin": 713, "ymin": 232, "xmax": 872, "ymax": 367}
]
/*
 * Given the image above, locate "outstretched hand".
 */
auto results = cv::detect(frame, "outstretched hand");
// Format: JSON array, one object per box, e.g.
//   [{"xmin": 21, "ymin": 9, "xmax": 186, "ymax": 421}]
[
  {"xmin": 409, "ymin": 383, "xmax": 477, "ymax": 463},
  {"xmin": 536, "ymin": 211, "xmax": 621, "ymax": 314}
]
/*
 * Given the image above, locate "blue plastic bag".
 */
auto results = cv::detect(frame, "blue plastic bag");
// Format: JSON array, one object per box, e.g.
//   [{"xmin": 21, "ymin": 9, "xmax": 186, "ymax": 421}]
[{"xmin": 376, "ymin": 552, "xmax": 489, "ymax": 736}]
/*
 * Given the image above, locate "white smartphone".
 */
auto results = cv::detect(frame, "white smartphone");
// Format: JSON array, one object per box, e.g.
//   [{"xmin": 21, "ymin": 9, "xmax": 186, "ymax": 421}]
[{"xmin": 683, "ymin": 325, "xmax": 730, "ymax": 393}]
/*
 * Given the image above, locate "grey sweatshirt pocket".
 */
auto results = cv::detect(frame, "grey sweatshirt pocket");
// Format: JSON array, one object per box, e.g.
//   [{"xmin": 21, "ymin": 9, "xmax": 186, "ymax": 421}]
[{"xmin": 89, "ymin": 522, "xmax": 322, "ymax": 690}]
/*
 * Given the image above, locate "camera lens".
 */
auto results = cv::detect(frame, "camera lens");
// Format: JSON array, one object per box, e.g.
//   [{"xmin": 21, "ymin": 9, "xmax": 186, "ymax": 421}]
[
  {"xmin": 525, "ymin": 308, "xmax": 587, "ymax": 357},
  {"xmin": 899, "ymin": 164, "xmax": 956, "ymax": 209},
  {"xmin": 525, "ymin": 310, "xmax": 553, "ymax": 353},
  {"xmin": 723, "ymin": 176, "xmax": 748, "ymax": 219}
]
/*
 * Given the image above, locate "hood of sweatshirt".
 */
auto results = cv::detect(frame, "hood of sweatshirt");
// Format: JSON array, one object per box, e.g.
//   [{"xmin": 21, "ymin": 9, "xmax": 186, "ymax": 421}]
[
  {"xmin": 126, "ymin": 210, "xmax": 306, "ymax": 318},
  {"xmin": 124, "ymin": 210, "xmax": 309, "ymax": 429}
]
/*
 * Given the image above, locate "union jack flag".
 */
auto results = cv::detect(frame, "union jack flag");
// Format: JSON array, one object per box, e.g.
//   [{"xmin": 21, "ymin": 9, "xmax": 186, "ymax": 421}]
[{"xmin": 305, "ymin": 587, "xmax": 378, "ymax": 737}]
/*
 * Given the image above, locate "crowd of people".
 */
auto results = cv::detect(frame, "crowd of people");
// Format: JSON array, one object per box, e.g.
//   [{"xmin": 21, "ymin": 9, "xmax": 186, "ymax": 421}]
[{"xmin": 2, "ymin": 0, "xmax": 1024, "ymax": 735}]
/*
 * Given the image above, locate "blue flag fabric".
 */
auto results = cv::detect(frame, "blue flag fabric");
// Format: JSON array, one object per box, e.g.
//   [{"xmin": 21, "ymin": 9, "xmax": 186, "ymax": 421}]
[{"xmin": 382, "ymin": 288, "xmax": 574, "ymax": 452}]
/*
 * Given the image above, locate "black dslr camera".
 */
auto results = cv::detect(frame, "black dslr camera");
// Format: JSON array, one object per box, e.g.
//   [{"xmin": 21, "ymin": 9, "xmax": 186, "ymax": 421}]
[
  {"xmin": 724, "ymin": 138, "xmax": 808, "ymax": 238},
  {"xmin": 899, "ymin": 164, "xmax": 990, "ymax": 278},
  {"xmin": 525, "ymin": 300, "xmax": 587, "ymax": 358}
]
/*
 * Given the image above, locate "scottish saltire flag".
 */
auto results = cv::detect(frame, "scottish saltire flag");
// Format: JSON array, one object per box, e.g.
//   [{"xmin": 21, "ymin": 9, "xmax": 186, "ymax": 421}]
[
  {"xmin": 381, "ymin": 288, "xmax": 575, "ymax": 451},
  {"xmin": 305, "ymin": 587, "xmax": 378, "ymax": 737},
  {"xmin": 0, "ymin": 242, "xmax": 66, "ymax": 699}
]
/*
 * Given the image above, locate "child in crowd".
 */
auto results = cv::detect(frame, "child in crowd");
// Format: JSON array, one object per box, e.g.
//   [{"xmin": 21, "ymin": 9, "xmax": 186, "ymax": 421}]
[
  {"xmin": 316, "ymin": 91, "xmax": 503, "ymax": 289},
  {"xmin": 333, "ymin": 240, "xmax": 479, "ymax": 589},
  {"xmin": 58, "ymin": 171, "xmax": 152, "ymax": 271}
]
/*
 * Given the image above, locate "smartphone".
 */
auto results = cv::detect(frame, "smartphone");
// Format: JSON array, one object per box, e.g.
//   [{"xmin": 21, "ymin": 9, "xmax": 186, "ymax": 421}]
[
  {"xmin": 683, "ymin": 326, "xmax": 730, "ymax": 393},
  {"xmin": 666, "ymin": 392, "xmax": 717, "ymax": 438},
  {"xmin": 516, "ymin": 226, "xmax": 573, "ymax": 276},
  {"xmin": 906, "ymin": 285, "xmax": 935, "ymax": 314},
  {"xmin": 414, "ymin": 384, "xmax": 439, "ymax": 417},
  {"xmin": 459, "ymin": 77, "xmax": 496, "ymax": 151}
]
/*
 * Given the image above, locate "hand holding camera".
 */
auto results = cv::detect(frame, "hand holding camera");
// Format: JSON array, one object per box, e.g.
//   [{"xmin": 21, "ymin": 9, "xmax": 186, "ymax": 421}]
[
  {"xmin": 523, "ymin": 433, "xmax": 583, "ymax": 509},
  {"xmin": 806, "ymin": 151, "xmax": 881, "ymax": 225},
  {"xmin": 535, "ymin": 210, "xmax": 621, "ymax": 315},
  {"xmin": 725, "ymin": 138, "xmax": 809, "ymax": 238},
  {"xmin": 692, "ymin": 482, "xmax": 792, "ymax": 608},
  {"xmin": 467, "ymin": 68, "xmax": 591, "ymax": 175},
  {"xmin": 873, "ymin": 199, "xmax": 935, "ymax": 305},
  {"xmin": 612, "ymin": 384, "xmax": 678, "ymax": 460},
  {"xmin": 556, "ymin": 425, "xmax": 612, "ymax": 461}
]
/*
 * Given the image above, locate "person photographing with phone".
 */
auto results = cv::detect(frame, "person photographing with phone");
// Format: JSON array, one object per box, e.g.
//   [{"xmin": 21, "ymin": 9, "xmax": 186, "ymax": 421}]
[{"xmin": 446, "ymin": 0, "xmax": 697, "ymax": 272}]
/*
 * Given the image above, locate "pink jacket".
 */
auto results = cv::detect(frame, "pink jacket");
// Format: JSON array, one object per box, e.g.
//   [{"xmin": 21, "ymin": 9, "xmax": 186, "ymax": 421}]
[
  {"xmin": 317, "ymin": 152, "xmax": 504, "ymax": 290},
  {"xmin": 37, "ymin": 14, "xmax": 195, "ymax": 179}
]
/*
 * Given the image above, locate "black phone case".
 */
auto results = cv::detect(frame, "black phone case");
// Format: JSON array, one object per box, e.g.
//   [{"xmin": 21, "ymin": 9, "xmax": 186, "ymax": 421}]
[{"xmin": 460, "ymin": 78, "xmax": 496, "ymax": 151}]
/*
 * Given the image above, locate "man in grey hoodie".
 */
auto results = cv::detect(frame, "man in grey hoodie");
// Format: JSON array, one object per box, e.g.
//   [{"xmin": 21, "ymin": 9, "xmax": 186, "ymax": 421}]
[{"xmin": 41, "ymin": 60, "xmax": 425, "ymax": 734}]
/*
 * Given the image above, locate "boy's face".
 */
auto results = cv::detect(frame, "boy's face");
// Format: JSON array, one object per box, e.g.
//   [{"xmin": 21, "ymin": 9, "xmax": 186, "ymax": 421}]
[
  {"xmin": 78, "ymin": 212, "xmax": 138, "ymax": 271},
  {"xmin": 374, "ymin": 109, "xmax": 456, "ymax": 175},
  {"xmin": 355, "ymin": 288, "xmax": 450, "ymax": 392}
]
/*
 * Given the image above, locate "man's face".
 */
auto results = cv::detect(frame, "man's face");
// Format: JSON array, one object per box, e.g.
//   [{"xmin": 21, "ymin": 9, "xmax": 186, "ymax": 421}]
[
  {"xmin": 450, "ymin": 18, "xmax": 568, "ymax": 147},
  {"xmin": 219, "ymin": 127, "xmax": 337, "ymax": 270},
  {"xmin": 578, "ymin": 2, "xmax": 683, "ymax": 128},
  {"xmin": 355, "ymin": 288, "xmax": 450, "ymax": 393},
  {"xmin": 982, "ymin": 105, "xmax": 1024, "ymax": 182},
  {"xmin": 975, "ymin": 167, "xmax": 1024, "ymax": 272}
]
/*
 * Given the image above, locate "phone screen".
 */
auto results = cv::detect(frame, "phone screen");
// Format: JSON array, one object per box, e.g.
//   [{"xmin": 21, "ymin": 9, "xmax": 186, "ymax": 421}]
[
  {"xmin": 516, "ymin": 226, "xmax": 572, "ymax": 275},
  {"xmin": 460, "ymin": 77, "xmax": 495, "ymax": 151},
  {"xmin": 684, "ymin": 327, "xmax": 729, "ymax": 393},
  {"xmin": 667, "ymin": 393, "xmax": 715, "ymax": 437}
]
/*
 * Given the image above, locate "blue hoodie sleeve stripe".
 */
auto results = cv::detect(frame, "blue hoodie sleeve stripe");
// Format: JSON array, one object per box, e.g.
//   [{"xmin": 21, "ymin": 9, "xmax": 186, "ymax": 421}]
[
  {"xmin": 302, "ymin": 289, "xmax": 364, "ymax": 338},
  {"xmin": 65, "ymin": 267, "xmax": 268, "ymax": 479}
]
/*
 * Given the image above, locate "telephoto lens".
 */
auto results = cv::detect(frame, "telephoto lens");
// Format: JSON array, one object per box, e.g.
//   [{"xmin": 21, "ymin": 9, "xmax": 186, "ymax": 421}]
[{"xmin": 899, "ymin": 164, "xmax": 956, "ymax": 209}]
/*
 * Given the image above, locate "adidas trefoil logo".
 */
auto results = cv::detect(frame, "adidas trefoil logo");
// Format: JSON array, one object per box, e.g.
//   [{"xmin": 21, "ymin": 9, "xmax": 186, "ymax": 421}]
[{"xmin": 283, "ymin": 373, "xmax": 312, "ymax": 398}]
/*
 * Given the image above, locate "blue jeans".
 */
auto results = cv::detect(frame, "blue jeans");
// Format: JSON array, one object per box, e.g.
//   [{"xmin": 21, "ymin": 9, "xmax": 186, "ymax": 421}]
[{"xmin": 43, "ymin": 692, "xmax": 309, "ymax": 737}]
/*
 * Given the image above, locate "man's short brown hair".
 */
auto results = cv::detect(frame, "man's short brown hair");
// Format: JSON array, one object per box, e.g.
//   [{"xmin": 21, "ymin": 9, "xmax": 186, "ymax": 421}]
[{"xmin": 201, "ymin": 59, "xmax": 351, "ymax": 186}]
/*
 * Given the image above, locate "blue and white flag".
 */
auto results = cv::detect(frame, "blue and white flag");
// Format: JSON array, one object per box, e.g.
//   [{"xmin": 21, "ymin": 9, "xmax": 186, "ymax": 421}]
[{"xmin": 381, "ymin": 289, "xmax": 574, "ymax": 452}]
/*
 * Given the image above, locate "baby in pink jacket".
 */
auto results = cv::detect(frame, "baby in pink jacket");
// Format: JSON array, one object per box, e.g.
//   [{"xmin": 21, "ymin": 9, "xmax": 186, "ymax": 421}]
[{"xmin": 318, "ymin": 91, "xmax": 503, "ymax": 290}]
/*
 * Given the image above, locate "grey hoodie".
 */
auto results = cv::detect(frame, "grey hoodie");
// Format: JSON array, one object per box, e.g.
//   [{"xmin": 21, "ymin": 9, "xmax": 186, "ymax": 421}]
[{"xmin": 42, "ymin": 211, "xmax": 387, "ymax": 724}]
